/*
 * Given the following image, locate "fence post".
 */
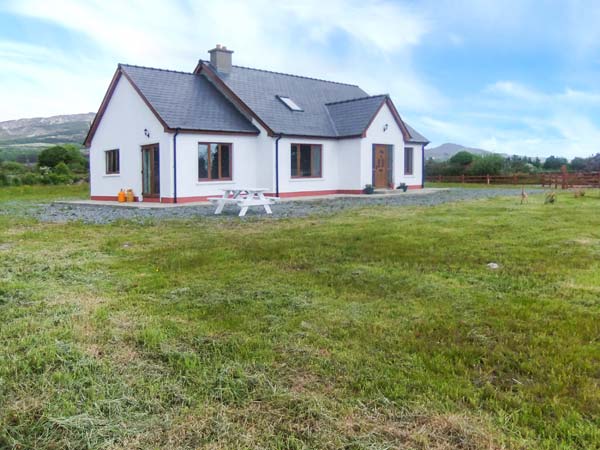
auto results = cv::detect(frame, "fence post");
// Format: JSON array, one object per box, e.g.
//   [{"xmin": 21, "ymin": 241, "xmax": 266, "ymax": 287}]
[
  {"xmin": 560, "ymin": 165, "xmax": 568, "ymax": 190},
  {"xmin": 461, "ymin": 174, "xmax": 465, "ymax": 184},
  {"xmin": 513, "ymin": 174, "xmax": 517, "ymax": 184},
  {"xmin": 438, "ymin": 175, "xmax": 442, "ymax": 183},
  {"xmin": 486, "ymin": 174, "xmax": 490, "ymax": 185}
]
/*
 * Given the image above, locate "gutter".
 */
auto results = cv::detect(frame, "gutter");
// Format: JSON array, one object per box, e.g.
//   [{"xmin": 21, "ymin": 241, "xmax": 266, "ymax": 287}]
[
  {"xmin": 421, "ymin": 144, "xmax": 426, "ymax": 188},
  {"xmin": 275, "ymin": 134, "xmax": 282, "ymax": 197},
  {"xmin": 173, "ymin": 128, "xmax": 180, "ymax": 203}
]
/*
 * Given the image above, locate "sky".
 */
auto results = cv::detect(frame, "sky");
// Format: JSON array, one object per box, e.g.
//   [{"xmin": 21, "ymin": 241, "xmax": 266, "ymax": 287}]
[{"xmin": 1, "ymin": 0, "xmax": 600, "ymax": 158}]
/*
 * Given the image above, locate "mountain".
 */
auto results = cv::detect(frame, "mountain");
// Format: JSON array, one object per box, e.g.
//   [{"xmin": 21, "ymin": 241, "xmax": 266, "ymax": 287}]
[
  {"xmin": 0, "ymin": 113, "xmax": 95, "ymax": 148},
  {"xmin": 426, "ymin": 143, "xmax": 498, "ymax": 160}
]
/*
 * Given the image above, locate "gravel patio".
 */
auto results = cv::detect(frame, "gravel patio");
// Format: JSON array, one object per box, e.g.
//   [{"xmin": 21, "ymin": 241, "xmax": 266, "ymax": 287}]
[{"xmin": 22, "ymin": 187, "xmax": 542, "ymax": 224}]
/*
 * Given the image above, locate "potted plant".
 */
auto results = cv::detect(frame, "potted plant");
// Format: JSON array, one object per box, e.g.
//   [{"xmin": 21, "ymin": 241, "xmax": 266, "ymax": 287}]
[
  {"xmin": 397, "ymin": 182, "xmax": 408, "ymax": 192},
  {"xmin": 363, "ymin": 184, "xmax": 374, "ymax": 194}
]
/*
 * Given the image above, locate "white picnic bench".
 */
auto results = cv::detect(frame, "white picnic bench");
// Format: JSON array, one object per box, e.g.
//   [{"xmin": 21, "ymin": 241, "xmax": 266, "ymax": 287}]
[{"xmin": 208, "ymin": 188, "xmax": 279, "ymax": 217}]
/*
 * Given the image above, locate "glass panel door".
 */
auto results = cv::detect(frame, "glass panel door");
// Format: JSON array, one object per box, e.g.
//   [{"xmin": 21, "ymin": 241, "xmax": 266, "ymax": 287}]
[{"xmin": 142, "ymin": 144, "xmax": 160, "ymax": 197}]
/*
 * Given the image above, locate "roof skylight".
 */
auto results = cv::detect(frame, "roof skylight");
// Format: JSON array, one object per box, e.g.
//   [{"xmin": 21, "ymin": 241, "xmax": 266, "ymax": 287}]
[{"xmin": 277, "ymin": 95, "xmax": 303, "ymax": 111}]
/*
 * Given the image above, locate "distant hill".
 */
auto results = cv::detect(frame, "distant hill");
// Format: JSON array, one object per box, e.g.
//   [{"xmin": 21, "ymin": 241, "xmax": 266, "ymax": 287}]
[
  {"xmin": 0, "ymin": 113, "xmax": 95, "ymax": 149},
  {"xmin": 426, "ymin": 143, "xmax": 503, "ymax": 160}
]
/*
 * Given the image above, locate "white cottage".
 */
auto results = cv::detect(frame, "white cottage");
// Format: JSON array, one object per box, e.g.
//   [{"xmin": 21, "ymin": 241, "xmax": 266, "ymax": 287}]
[{"xmin": 85, "ymin": 45, "xmax": 429, "ymax": 203}]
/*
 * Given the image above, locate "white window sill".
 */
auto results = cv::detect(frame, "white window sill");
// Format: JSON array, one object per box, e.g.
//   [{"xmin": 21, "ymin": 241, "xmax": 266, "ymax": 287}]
[
  {"xmin": 288, "ymin": 177, "xmax": 324, "ymax": 182},
  {"xmin": 103, "ymin": 174, "xmax": 120, "ymax": 177}
]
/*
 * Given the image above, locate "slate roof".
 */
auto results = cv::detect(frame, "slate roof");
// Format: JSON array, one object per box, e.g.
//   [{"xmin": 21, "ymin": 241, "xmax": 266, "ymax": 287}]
[
  {"xmin": 205, "ymin": 63, "xmax": 370, "ymax": 137},
  {"xmin": 120, "ymin": 64, "xmax": 259, "ymax": 133},
  {"xmin": 404, "ymin": 123, "xmax": 430, "ymax": 144},
  {"xmin": 325, "ymin": 95, "xmax": 388, "ymax": 137},
  {"xmin": 87, "ymin": 61, "xmax": 429, "ymax": 145}
]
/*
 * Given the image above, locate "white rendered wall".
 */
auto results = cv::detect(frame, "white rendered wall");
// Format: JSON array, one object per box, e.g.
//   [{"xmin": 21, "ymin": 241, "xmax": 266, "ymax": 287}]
[
  {"xmin": 360, "ymin": 103, "xmax": 423, "ymax": 188},
  {"xmin": 276, "ymin": 137, "xmax": 339, "ymax": 194},
  {"xmin": 89, "ymin": 75, "xmax": 172, "ymax": 199},
  {"xmin": 174, "ymin": 132, "xmax": 259, "ymax": 198},
  {"xmin": 337, "ymin": 139, "xmax": 362, "ymax": 190}
]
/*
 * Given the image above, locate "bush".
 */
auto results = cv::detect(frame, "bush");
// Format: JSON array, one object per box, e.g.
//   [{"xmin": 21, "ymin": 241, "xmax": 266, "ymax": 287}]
[
  {"xmin": 449, "ymin": 151, "xmax": 474, "ymax": 166},
  {"xmin": 468, "ymin": 154, "xmax": 506, "ymax": 175},
  {"xmin": 38, "ymin": 145, "xmax": 86, "ymax": 169},
  {"xmin": 20, "ymin": 173, "xmax": 41, "ymax": 185},
  {"xmin": 0, "ymin": 172, "xmax": 8, "ymax": 187},
  {"xmin": 1, "ymin": 161, "xmax": 27, "ymax": 174},
  {"xmin": 53, "ymin": 162, "xmax": 72, "ymax": 176},
  {"xmin": 47, "ymin": 173, "xmax": 73, "ymax": 185}
]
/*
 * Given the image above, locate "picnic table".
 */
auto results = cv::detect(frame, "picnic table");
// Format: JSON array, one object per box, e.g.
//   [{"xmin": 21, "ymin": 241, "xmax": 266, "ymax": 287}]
[{"xmin": 208, "ymin": 188, "xmax": 279, "ymax": 217}]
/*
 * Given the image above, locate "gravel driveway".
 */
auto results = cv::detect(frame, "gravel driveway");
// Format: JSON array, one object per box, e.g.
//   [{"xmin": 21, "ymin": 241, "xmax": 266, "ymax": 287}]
[{"xmin": 20, "ymin": 187, "xmax": 540, "ymax": 224}]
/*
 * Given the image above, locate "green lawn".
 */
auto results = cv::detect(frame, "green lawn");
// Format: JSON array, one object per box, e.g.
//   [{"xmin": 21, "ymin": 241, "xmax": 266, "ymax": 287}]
[{"xmin": 1, "ymin": 185, "xmax": 599, "ymax": 449}]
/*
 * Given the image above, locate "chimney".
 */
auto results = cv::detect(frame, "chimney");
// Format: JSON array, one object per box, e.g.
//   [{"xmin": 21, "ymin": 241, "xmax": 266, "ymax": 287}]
[{"xmin": 208, "ymin": 44, "xmax": 233, "ymax": 73}]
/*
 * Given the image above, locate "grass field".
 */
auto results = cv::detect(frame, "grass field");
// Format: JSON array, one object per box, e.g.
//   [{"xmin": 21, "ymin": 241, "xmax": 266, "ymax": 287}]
[{"xmin": 1, "ymin": 185, "xmax": 599, "ymax": 449}]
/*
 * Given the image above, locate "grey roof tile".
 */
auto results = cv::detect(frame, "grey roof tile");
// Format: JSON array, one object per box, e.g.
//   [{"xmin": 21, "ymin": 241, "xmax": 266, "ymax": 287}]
[
  {"xmin": 120, "ymin": 64, "xmax": 258, "ymax": 133},
  {"xmin": 325, "ymin": 95, "xmax": 387, "ymax": 136},
  {"xmin": 118, "ymin": 62, "xmax": 428, "ymax": 143},
  {"xmin": 404, "ymin": 123, "xmax": 429, "ymax": 144},
  {"xmin": 209, "ymin": 63, "xmax": 369, "ymax": 136}
]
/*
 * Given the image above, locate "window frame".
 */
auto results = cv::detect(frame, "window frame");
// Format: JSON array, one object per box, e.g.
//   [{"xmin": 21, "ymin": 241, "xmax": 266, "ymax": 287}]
[
  {"xmin": 290, "ymin": 143, "xmax": 322, "ymax": 179},
  {"xmin": 197, "ymin": 142, "xmax": 233, "ymax": 182},
  {"xmin": 404, "ymin": 147, "xmax": 414, "ymax": 175},
  {"xmin": 105, "ymin": 149, "xmax": 120, "ymax": 175},
  {"xmin": 277, "ymin": 95, "xmax": 303, "ymax": 111}
]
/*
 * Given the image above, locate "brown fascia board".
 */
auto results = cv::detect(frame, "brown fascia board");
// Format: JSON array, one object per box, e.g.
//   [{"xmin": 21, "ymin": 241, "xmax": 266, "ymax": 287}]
[
  {"xmin": 84, "ymin": 65, "xmax": 261, "ymax": 147},
  {"xmin": 276, "ymin": 133, "xmax": 363, "ymax": 140},
  {"xmin": 84, "ymin": 65, "xmax": 170, "ymax": 148},
  {"xmin": 83, "ymin": 68, "xmax": 122, "ymax": 147},
  {"xmin": 195, "ymin": 61, "xmax": 275, "ymax": 136},
  {"xmin": 119, "ymin": 68, "xmax": 172, "ymax": 132},
  {"xmin": 384, "ymin": 97, "xmax": 412, "ymax": 142},
  {"xmin": 174, "ymin": 128, "xmax": 259, "ymax": 136},
  {"xmin": 359, "ymin": 95, "xmax": 412, "ymax": 141}
]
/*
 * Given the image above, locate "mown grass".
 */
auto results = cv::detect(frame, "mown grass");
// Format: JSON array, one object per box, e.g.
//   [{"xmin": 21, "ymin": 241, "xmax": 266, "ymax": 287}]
[
  {"xmin": 0, "ymin": 186, "xmax": 599, "ymax": 449},
  {"xmin": 0, "ymin": 183, "xmax": 89, "ymax": 202}
]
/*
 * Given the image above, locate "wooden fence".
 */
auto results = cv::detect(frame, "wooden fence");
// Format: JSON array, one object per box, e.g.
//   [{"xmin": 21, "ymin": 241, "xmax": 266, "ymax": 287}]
[{"xmin": 426, "ymin": 171, "xmax": 600, "ymax": 189}]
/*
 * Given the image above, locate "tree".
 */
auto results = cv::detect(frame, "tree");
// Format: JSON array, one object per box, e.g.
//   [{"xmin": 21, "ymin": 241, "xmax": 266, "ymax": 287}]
[
  {"xmin": 584, "ymin": 153, "xmax": 600, "ymax": 171},
  {"xmin": 38, "ymin": 144, "xmax": 86, "ymax": 169},
  {"xmin": 570, "ymin": 157, "xmax": 588, "ymax": 171},
  {"xmin": 468, "ymin": 154, "xmax": 506, "ymax": 175},
  {"xmin": 542, "ymin": 155, "xmax": 568, "ymax": 171},
  {"xmin": 449, "ymin": 151, "xmax": 475, "ymax": 166}
]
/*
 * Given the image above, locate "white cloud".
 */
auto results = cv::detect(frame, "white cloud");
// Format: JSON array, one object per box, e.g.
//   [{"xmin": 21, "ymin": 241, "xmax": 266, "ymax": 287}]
[
  {"xmin": 0, "ymin": 0, "xmax": 445, "ymax": 122},
  {"xmin": 486, "ymin": 81, "xmax": 545, "ymax": 103}
]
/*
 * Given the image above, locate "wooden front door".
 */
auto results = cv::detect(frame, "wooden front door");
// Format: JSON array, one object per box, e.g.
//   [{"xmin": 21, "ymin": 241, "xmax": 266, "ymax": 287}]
[
  {"xmin": 373, "ymin": 144, "xmax": 390, "ymax": 188},
  {"xmin": 142, "ymin": 144, "xmax": 160, "ymax": 197}
]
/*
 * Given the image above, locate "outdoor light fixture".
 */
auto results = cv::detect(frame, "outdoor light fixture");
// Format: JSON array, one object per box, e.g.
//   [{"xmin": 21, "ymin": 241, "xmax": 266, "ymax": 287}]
[
  {"xmin": 383, "ymin": 123, "xmax": 388, "ymax": 132},
  {"xmin": 144, "ymin": 128, "xmax": 150, "ymax": 138}
]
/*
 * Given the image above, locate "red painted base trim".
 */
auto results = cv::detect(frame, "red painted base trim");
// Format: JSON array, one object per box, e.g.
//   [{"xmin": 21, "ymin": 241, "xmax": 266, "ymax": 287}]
[
  {"xmin": 142, "ymin": 197, "xmax": 161, "ymax": 203},
  {"xmin": 91, "ymin": 195, "xmax": 140, "ymax": 202},
  {"xmin": 407, "ymin": 185, "xmax": 422, "ymax": 190},
  {"xmin": 161, "ymin": 196, "xmax": 211, "ymax": 203},
  {"xmin": 275, "ymin": 189, "xmax": 364, "ymax": 198}
]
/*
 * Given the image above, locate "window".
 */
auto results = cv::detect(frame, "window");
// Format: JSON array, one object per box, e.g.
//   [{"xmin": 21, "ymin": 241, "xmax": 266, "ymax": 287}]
[
  {"xmin": 198, "ymin": 143, "xmax": 231, "ymax": 180},
  {"xmin": 277, "ymin": 95, "xmax": 303, "ymax": 111},
  {"xmin": 404, "ymin": 147, "xmax": 414, "ymax": 175},
  {"xmin": 291, "ymin": 144, "xmax": 322, "ymax": 178},
  {"xmin": 105, "ymin": 149, "xmax": 119, "ymax": 174}
]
